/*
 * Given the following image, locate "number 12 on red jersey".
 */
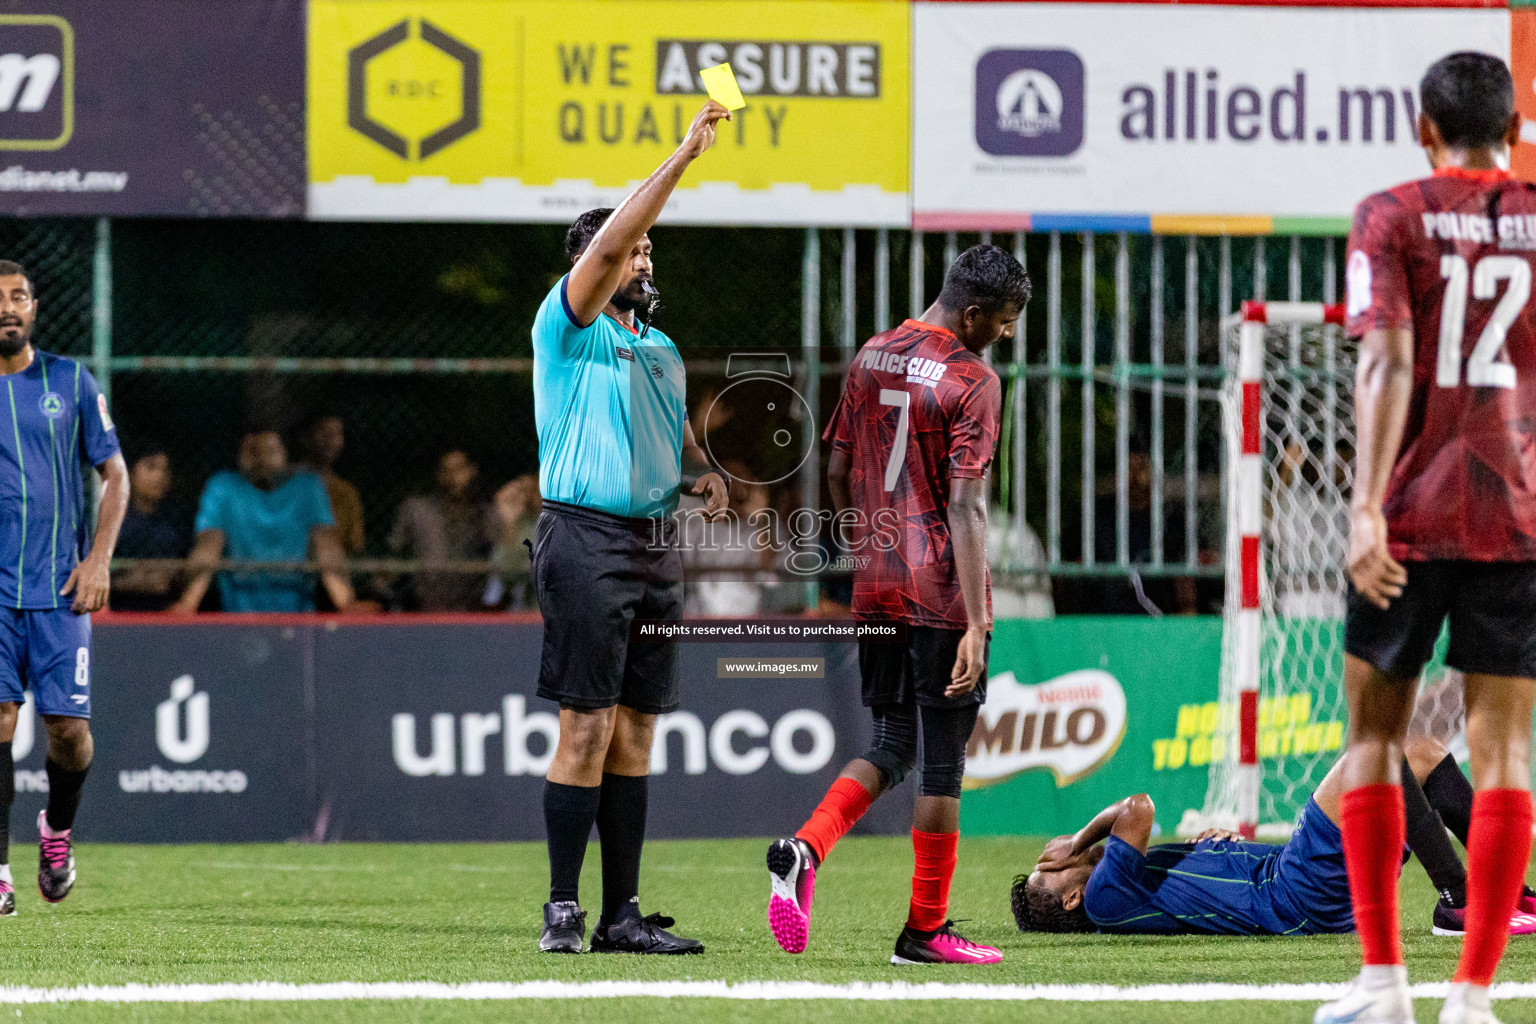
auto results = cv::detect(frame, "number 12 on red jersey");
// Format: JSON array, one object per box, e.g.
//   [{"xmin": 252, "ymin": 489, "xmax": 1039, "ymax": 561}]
[{"xmin": 1437, "ymin": 253, "xmax": 1529, "ymax": 389}]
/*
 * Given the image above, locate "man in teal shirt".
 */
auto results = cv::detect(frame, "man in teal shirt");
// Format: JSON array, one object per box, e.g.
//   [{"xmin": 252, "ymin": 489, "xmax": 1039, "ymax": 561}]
[
  {"xmin": 533, "ymin": 100, "xmax": 730, "ymax": 957},
  {"xmin": 174, "ymin": 429, "xmax": 354, "ymax": 613}
]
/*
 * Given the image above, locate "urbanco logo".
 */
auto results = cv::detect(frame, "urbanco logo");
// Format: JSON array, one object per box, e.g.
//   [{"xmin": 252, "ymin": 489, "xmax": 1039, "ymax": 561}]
[
  {"xmin": 974, "ymin": 49, "xmax": 1084, "ymax": 158},
  {"xmin": 392, "ymin": 696, "xmax": 836, "ymax": 779},
  {"xmin": 120, "ymin": 676, "xmax": 246, "ymax": 794},
  {"xmin": 156, "ymin": 674, "xmax": 208, "ymax": 764}
]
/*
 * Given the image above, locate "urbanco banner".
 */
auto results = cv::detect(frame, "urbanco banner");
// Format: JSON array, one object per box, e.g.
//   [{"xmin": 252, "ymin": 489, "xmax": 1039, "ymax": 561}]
[
  {"xmin": 0, "ymin": 1, "xmax": 305, "ymax": 217},
  {"xmin": 912, "ymin": 3, "xmax": 1510, "ymax": 233},
  {"xmin": 307, "ymin": 0, "xmax": 910, "ymax": 225},
  {"xmin": 310, "ymin": 623, "xmax": 915, "ymax": 841}
]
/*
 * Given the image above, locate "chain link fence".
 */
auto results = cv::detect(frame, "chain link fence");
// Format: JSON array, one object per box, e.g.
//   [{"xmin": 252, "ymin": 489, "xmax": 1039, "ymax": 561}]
[{"xmin": 0, "ymin": 217, "xmax": 1340, "ymax": 614}]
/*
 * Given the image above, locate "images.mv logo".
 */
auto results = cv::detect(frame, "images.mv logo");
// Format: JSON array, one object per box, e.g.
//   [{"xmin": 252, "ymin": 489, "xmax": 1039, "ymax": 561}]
[{"xmin": 974, "ymin": 48, "xmax": 1084, "ymax": 158}]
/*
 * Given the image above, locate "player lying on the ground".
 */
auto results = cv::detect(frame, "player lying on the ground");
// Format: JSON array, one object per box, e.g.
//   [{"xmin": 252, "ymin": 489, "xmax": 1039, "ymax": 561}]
[{"xmin": 1014, "ymin": 736, "xmax": 1535, "ymax": 936}]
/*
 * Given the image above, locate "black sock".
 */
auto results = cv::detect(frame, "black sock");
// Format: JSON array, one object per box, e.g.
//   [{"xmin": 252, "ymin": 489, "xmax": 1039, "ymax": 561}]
[
  {"xmin": 43, "ymin": 758, "xmax": 88, "ymax": 833},
  {"xmin": 596, "ymin": 773, "xmax": 648, "ymax": 925},
  {"xmin": 1402, "ymin": 759, "xmax": 1466, "ymax": 908},
  {"xmin": 1422, "ymin": 753, "xmax": 1474, "ymax": 848},
  {"xmin": 543, "ymin": 781, "xmax": 600, "ymax": 905},
  {"xmin": 0, "ymin": 741, "xmax": 12, "ymax": 865}
]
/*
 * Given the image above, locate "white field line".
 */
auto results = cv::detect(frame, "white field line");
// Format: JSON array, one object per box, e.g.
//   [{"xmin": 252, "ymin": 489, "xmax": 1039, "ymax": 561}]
[{"xmin": 1, "ymin": 981, "xmax": 1536, "ymax": 1004}]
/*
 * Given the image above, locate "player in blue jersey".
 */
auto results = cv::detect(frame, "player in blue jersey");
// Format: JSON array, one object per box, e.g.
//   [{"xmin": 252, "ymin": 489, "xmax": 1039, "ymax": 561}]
[
  {"xmin": 0, "ymin": 260, "xmax": 128, "ymax": 914},
  {"xmin": 1015, "ymin": 736, "xmax": 1536, "ymax": 938},
  {"xmin": 532, "ymin": 100, "xmax": 731, "ymax": 956}
]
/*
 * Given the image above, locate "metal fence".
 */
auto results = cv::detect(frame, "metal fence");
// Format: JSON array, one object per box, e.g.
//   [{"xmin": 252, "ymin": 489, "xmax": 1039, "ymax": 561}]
[{"xmin": 0, "ymin": 217, "xmax": 1344, "ymax": 613}]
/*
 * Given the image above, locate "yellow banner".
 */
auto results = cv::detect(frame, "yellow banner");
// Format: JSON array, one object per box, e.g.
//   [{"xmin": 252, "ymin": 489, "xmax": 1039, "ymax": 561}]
[{"xmin": 308, "ymin": 0, "xmax": 909, "ymax": 224}]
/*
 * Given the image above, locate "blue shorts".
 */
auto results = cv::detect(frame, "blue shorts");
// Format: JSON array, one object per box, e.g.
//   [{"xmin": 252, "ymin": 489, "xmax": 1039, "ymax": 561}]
[
  {"xmin": 0, "ymin": 608, "xmax": 91, "ymax": 718},
  {"xmin": 1269, "ymin": 798, "xmax": 1354, "ymax": 933}
]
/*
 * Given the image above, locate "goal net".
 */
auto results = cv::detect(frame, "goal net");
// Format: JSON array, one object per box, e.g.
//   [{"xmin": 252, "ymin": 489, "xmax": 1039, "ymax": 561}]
[{"xmin": 1182, "ymin": 302, "xmax": 1461, "ymax": 839}]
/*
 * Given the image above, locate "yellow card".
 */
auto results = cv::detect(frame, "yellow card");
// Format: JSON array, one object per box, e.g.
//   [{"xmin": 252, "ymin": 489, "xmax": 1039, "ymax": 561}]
[{"xmin": 699, "ymin": 63, "xmax": 747, "ymax": 111}]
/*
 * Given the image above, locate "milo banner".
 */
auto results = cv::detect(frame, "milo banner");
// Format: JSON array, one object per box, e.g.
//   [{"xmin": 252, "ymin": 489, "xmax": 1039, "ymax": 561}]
[
  {"xmin": 961, "ymin": 617, "xmax": 1344, "ymax": 837},
  {"xmin": 306, "ymin": 0, "xmax": 910, "ymax": 225},
  {"xmin": 0, "ymin": 1, "xmax": 305, "ymax": 217}
]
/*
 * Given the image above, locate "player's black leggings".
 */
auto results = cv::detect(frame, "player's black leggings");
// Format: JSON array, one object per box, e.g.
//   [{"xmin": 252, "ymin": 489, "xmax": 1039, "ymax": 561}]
[{"xmin": 861, "ymin": 701, "xmax": 980, "ymax": 799}]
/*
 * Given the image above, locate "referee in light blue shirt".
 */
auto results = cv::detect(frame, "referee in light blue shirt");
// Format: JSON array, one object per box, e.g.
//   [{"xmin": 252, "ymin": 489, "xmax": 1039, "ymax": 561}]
[
  {"xmin": 0, "ymin": 259, "xmax": 129, "ymax": 912},
  {"xmin": 533, "ymin": 100, "xmax": 731, "ymax": 957}
]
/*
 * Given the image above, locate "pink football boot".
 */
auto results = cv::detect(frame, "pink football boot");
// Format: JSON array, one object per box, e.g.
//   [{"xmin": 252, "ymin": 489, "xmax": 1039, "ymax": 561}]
[
  {"xmin": 890, "ymin": 921, "xmax": 1003, "ymax": 965},
  {"xmin": 766, "ymin": 838, "xmax": 817, "ymax": 953}
]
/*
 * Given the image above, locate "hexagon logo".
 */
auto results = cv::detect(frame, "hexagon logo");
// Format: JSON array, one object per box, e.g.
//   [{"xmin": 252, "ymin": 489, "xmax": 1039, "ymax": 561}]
[{"xmin": 347, "ymin": 18, "xmax": 480, "ymax": 160}]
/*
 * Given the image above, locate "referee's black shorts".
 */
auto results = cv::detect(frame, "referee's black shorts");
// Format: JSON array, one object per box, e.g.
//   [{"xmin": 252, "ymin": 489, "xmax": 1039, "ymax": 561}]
[
  {"xmin": 1345, "ymin": 559, "xmax": 1536, "ymax": 679},
  {"xmin": 532, "ymin": 500, "xmax": 683, "ymax": 715}
]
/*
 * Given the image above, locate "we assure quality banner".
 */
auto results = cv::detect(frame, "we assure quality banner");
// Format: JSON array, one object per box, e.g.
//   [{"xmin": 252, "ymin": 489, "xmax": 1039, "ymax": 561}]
[
  {"xmin": 912, "ymin": 3, "xmax": 1511, "ymax": 232},
  {"xmin": 307, "ymin": 0, "xmax": 910, "ymax": 225}
]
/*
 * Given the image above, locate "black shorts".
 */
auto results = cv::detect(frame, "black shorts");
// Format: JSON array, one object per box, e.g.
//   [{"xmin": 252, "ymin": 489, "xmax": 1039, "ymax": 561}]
[
  {"xmin": 533, "ymin": 501, "xmax": 683, "ymax": 715},
  {"xmin": 859, "ymin": 624, "xmax": 989, "ymax": 709},
  {"xmin": 1345, "ymin": 560, "xmax": 1536, "ymax": 679}
]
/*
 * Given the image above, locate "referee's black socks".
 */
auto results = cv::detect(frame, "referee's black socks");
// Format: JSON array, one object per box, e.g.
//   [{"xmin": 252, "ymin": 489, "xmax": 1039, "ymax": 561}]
[
  {"xmin": 597, "ymin": 773, "xmax": 648, "ymax": 925},
  {"xmin": 544, "ymin": 780, "xmax": 601, "ymax": 905}
]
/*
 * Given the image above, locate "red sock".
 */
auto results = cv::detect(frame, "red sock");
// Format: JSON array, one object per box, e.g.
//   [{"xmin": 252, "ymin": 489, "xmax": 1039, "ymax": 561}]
[
  {"xmin": 1454, "ymin": 788, "xmax": 1534, "ymax": 986},
  {"xmin": 1341, "ymin": 784, "xmax": 1406, "ymax": 967},
  {"xmin": 906, "ymin": 829, "xmax": 959, "ymax": 933},
  {"xmin": 795, "ymin": 777, "xmax": 874, "ymax": 864}
]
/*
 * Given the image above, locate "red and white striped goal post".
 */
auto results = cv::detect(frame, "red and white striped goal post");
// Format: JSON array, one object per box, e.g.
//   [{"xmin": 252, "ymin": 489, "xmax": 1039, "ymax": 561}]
[{"xmin": 1232, "ymin": 301, "xmax": 1345, "ymax": 837}]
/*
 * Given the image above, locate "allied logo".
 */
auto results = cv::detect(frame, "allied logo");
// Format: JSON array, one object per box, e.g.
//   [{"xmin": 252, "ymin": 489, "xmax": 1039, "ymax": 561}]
[
  {"xmin": 974, "ymin": 49, "xmax": 1084, "ymax": 158},
  {"xmin": 347, "ymin": 18, "xmax": 480, "ymax": 160},
  {"xmin": 0, "ymin": 16, "xmax": 71, "ymax": 151},
  {"xmin": 37, "ymin": 390, "xmax": 62, "ymax": 419},
  {"xmin": 963, "ymin": 669, "xmax": 1127, "ymax": 788}
]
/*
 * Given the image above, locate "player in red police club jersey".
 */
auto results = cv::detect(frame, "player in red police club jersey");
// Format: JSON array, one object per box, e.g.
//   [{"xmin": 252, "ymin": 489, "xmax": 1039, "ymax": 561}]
[
  {"xmin": 1316, "ymin": 53, "xmax": 1536, "ymax": 1024},
  {"xmin": 763, "ymin": 245, "xmax": 1029, "ymax": 966}
]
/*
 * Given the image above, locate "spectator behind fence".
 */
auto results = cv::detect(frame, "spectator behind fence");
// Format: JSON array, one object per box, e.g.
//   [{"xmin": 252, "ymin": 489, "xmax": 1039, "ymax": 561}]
[
  {"xmin": 388, "ymin": 449, "xmax": 499, "ymax": 612},
  {"xmin": 110, "ymin": 443, "xmax": 190, "ymax": 611},
  {"xmin": 172, "ymin": 429, "xmax": 354, "ymax": 613},
  {"xmin": 488, "ymin": 473, "xmax": 541, "ymax": 610},
  {"xmin": 298, "ymin": 414, "xmax": 365, "ymax": 557}
]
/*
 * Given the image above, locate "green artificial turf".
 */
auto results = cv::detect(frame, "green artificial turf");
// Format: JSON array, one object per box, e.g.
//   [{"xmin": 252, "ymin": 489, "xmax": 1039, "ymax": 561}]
[{"xmin": 0, "ymin": 836, "xmax": 1525, "ymax": 1024}]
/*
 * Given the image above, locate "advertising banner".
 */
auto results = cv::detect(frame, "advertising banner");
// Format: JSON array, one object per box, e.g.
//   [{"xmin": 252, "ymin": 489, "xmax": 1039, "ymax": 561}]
[
  {"xmin": 962, "ymin": 617, "xmax": 1345, "ymax": 837},
  {"xmin": 24, "ymin": 624, "xmax": 313, "ymax": 844},
  {"xmin": 912, "ymin": 3, "xmax": 1510, "ymax": 233},
  {"xmin": 1512, "ymin": 10, "xmax": 1536, "ymax": 181},
  {"xmin": 31, "ymin": 617, "xmax": 1349, "ymax": 843},
  {"xmin": 307, "ymin": 0, "xmax": 910, "ymax": 225},
  {"xmin": 311, "ymin": 624, "xmax": 913, "ymax": 841},
  {"xmin": 0, "ymin": 1, "xmax": 305, "ymax": 217}
]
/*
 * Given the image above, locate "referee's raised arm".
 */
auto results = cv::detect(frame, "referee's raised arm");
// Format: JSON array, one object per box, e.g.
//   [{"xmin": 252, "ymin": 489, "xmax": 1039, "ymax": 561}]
[{"xmin": 563, "ymin": 101, "xmax": 731, "ymax": 327}]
